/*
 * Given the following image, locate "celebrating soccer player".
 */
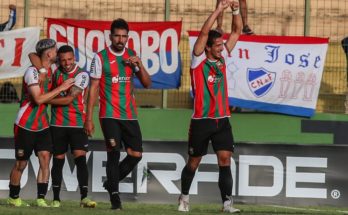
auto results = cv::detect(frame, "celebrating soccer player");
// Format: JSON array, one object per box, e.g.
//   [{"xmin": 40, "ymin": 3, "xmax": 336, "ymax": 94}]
[
  {"xmin": 178, "ymin": 0, "xmax": 242, "ymax": 213},
  {"xmin": 8, "ymin": 39, "xmax": 74, "ymax": 207},
  {"xmin": 84, "ymin": 18, "xmax": 151, "ymax": 210}
]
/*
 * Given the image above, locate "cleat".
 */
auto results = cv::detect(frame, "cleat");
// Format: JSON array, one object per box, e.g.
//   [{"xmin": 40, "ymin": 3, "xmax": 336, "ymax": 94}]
[
  {"xmin": 7, "ymin": 197, "xmax": 30, "ymax": 207},
  {"xmin": 178, "ymin": 194, "xmax": 189, "ymax": 212},
  {"xmin": 80, "ymin": 197, "xmax": 97, "ymax": 208},
  {"xmin": 51, "ymin": 200, "xmax": 61, "ymax": 208},
  {"xmin": 110, "ymin": 193, "xmax": 122, "ymax": 210},
  {"xmin": 222, "ymin": 196, "xmax": 240, "ymax": 213},
  {"xmin": 242, "ymin": 25, "xmax": 254, "ymax": 35},
  {"xmin": 36, "ymin": 198, "xmax": 50, "ymax": 207}
]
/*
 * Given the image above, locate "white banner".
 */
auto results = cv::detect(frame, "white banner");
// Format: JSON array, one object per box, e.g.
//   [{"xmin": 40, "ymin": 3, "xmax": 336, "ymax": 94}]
[
  {"xmin": 0, "ymin": 27, "xmax": 40, "ymax": 79},
  {"xmin": 188, "ymin": 32, "xmax": 329, "ymax": 117}
]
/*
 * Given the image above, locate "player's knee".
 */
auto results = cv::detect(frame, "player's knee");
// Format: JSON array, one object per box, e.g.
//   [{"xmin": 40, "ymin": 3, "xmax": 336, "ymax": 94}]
[
  {"xmin": 218, "ymin": 156, "xmax": 231, "ymax": 166},
  {"xmin": 14, "ymin": 160, "xmax": 27, "ymax": 172},
  {"xmin": 127, "ymin": 149, "xmax": 142, "ymax": 158}
]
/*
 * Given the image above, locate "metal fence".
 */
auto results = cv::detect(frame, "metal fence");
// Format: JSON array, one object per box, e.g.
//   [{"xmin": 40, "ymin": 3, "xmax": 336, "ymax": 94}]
[{"xmin": 1, "ymin": 0, "xmax": 348, "ymax": 112}]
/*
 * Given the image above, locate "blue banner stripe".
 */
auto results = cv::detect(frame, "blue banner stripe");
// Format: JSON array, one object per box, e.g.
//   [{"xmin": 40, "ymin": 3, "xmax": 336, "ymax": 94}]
[
  {"xmin": 229, "ymin": 97, "xmax": 315, "ymax": 117},
  {"xmin": 134, "ymin": 51, "xmax": 182, "ymax": 89}
]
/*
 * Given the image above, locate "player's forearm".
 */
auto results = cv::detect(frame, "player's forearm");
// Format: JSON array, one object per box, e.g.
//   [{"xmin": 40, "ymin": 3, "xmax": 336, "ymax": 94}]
[
  {"xmin": 137, "ymin": 65, "xmax": 152, "ymax": 88},
  {"xmin": 86, "ymin": 86, "xmax": 98, "ymax": 121},
  {"xmin": 32, "ymin": 87, "xmax": 65, "ymax": 105}
]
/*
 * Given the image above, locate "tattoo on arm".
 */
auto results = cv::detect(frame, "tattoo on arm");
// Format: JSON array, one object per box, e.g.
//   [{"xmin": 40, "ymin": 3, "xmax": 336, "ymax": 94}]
[{"xmin": 69, "ymin": 85, "xmax": 83, "ymax": 98}]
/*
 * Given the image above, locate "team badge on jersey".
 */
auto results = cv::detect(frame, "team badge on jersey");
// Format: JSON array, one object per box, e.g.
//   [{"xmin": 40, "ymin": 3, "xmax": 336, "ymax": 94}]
[{"xmin": 247, "ymin": 67, "xmax": 276, "ymax": 98}]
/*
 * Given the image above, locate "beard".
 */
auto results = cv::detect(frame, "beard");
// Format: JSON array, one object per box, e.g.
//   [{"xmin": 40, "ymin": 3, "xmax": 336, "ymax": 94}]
[{"xmin": 113, "ymin": 43, "xmax": 125, "ymax": 52}]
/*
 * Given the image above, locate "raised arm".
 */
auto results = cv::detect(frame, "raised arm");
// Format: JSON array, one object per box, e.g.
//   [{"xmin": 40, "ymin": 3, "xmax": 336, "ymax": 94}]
[
  {"xmin": 225, "ymin": 1, "xmax": 243, "ymax": 53},
  {"xmin": 193, "ymin": 0, "xmax": 231, "ymax": 56}
]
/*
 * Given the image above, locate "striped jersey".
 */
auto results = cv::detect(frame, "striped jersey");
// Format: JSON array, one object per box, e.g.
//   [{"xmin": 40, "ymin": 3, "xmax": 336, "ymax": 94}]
[
  {"xmin": 15, "ymin": 67, "xmax": 52, "ymax": 131},
  {"xmin": 190, "ymin": 48, "xmax": 231, "ymax": 119},
  {"xmin": 90, "ymin": 46, "xmax": 138, "ymax": 120},
  {"xmin": 50, "ymin": 65, "xmax": 89, "ymax": 127}
]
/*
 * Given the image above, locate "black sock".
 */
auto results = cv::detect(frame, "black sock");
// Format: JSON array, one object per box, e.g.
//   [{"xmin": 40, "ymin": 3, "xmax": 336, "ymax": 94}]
[
  {"xmin": 9, "ymin": 184, "xmax": 20, "ymax": 199},
  {"xmin": 119, "ymin": 155, "xmax": 141, "ymax": 181},
  {"xmin": 75, "ymin": 156, "xmax": 88, "ymax": 200},
  {"xmin": 181, "ymin": 165, "xmax": 196, "ymax": 195},
  {"xmin": 218, "ymin": 166, "xmax": 232, "ymax": 203},
  {"xmin": 37, "ymin": 183, "xmax": 48, "ymax": 199},
  {"xmin": 51, "ymin": 157, "xmax": 65, "ymax": 201},
  {"xmin": 106, "ymin": 151, "xmax": 120, "ymax": 194}
]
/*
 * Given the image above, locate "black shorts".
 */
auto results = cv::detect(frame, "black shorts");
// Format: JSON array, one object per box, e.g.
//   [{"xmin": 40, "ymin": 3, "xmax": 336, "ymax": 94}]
[
  {"xmin": 188, "ymin": 117, "xmax": 235, "ymax": 157},
  {"xmin": 14, "ymin": 125, "xmax": 53, "ymax": 160},
  {"xmin": 50, "ymin": 126, "xmax": 88, "ymax": 155},
  {"xmin": 100, "ymin": 118, "xmax": 143, "ymax": 152}
]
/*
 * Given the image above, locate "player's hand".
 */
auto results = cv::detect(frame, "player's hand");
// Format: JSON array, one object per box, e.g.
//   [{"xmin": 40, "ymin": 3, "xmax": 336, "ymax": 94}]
[
  {"xmin": 38, "ymin": 73, "xmax": 47, "ymax": 88},
  {"xmin": 84, "ymin": 120, "xmax": 94, "ymax": 137},
  {"xmin": 59, "ymin": 78, "xmax": 75, "ymax": 91},
  {"xmin": 230, "ymin": 0, "xmax": 239, "ymax": 11},
  {"xmin": 126, "ymin": 56, "xmax": 143, "ymax": 68},
  {"xmin": 217, "ymin": 0, "xmax": 232, "ymax": 11},
  {"xmin": 9, "ymin": 4, "xmax": 16, "ymax": 10}
]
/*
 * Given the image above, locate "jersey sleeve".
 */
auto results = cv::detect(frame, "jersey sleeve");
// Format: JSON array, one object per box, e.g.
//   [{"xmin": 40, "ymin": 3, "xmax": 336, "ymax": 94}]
[
  {"xmin": 24, "ymin": 67, "xmax": 39, "ymax": 86},
  {"xmin": 191, "ymin": 52, "xmax": 206, "ymax": 69},
  {"xmin": 90, "ymin": 54, "xmax": 102, "ymax": 79},
  {"xmin": 74, "ymin": 72, "xmax": 90, "ymax": 90}
]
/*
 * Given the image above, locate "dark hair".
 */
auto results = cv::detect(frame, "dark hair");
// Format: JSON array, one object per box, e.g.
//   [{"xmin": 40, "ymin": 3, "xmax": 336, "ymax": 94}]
[
  {"xmin": 206, "ymin": 30, "xmax": 222, "ymax": 47},
  {"xmin": 58, "ymin": 45, "xmax": 74, "ymax": 55},
  {"xmin": 110, "ymin": 18, "xmax": 129, "ymax": 33}
]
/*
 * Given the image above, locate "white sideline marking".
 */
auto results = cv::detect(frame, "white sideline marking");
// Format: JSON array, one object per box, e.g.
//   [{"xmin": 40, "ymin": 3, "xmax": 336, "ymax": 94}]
[{"xmin": 268, "ymin": 205, "xmax": 348, "ymax": 214}]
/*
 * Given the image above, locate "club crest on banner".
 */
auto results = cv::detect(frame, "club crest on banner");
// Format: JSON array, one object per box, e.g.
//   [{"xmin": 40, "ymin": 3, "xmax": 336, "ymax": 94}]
[{"xmin": 247, "ymin": 68, "xmax": 276, "ymax": 98}]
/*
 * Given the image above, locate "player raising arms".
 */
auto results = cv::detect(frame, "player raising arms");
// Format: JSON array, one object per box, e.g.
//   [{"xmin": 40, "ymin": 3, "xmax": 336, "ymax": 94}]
[{"xmin": 178, "ymin": 0, "xmax": 242, "ymax": 213}]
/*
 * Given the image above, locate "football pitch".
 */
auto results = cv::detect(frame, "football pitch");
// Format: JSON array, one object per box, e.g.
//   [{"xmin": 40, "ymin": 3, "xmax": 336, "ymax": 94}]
[{"xmin": 0, "ymin": 200, "xmax": 347, "ymax": 215}]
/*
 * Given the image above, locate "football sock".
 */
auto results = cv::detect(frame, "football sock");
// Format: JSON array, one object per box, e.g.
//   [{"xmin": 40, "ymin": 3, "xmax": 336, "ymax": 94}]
[
  {"xmin": 181, "ymin": 165, "xmax": 196, "ymax": 195},
  {"xmin": 218, "ymin": 166, "xmax": 232, "ymax": 203},
  {"xmin": 9, "ymin": 184, "xmax": 20, "ymax": 199},
  {"xmin": 37, "ymin": 182, "xmax": 48, "ymax": 199},
  {"xmin": 51, "ymin": 157, "xmax": 65, "ymax": 201},
  {"xmin": 106, "ymin": 151, "xmax": 120, "ymax": 193},
  {"xmin": 119, "ymin": 155, "xmax": 141, "ymax": 180},
  {"xmin": 75, "ymin": 156, "xmax": 88, "ymax": 200}
]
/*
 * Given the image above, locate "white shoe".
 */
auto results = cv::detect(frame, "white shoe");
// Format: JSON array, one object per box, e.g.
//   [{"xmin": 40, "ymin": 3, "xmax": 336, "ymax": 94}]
[
  {"xmin": 178, "ymin": 194, "xmax": 189, "ymax": 212},
  {"xmin": 222, "ymin": 196, "xmax": 240, "ymax": 213}
]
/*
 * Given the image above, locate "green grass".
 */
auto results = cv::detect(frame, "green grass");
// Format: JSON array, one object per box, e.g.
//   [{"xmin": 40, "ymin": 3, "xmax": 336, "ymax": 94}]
[{"xmin": 0, "ymin": 200, "xmax": 348, "ymax": 215}]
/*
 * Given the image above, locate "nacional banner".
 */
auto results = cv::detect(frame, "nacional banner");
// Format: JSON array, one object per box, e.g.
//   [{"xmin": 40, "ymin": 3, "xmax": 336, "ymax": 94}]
[
  {"xmin": 188, "ymin": 32, "xmax": 329, "ymax": 117},
  {"xmin": 47, "ymin": 18, "xmax": 182, "ymax": 89},
  {"xmin": 0, "ymin": 27, "xmax": 40, "ymax": 79}
]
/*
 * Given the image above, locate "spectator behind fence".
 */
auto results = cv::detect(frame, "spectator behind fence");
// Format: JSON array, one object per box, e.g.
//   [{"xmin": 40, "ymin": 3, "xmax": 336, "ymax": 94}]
[
  {"xmin": 0, "ymin": 4, "xmax": 16, "ymax": 31},
  {"xmin": 216, "ymin": 0, "xmax": 253, "ymax": 35}
]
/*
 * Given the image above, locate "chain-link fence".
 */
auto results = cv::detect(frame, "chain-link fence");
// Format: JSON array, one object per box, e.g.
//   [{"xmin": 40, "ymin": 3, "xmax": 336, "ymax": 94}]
[{"xmin": 1, "ymin": 0, "xmax": 347, "ymax": 112}]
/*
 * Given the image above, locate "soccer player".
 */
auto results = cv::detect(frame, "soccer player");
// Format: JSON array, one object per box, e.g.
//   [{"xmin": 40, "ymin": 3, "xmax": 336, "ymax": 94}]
[
  {"xmin": 178, "ymin": 0, "xmax": 242, "ymax": 213},
  {"xmin": 0, "ymin": 4, "xmax": 16, "ymax": 32},
  {"xmin": 29, "ymin": 45, "xmax": 96, "ymax": 208},
  {"xmin": 84, "ymin": 18, "xmax": 151, "ymax": 210},
  {"xmin": 8, "ymin": 39, "xmax": 74, "ymax": 207}
]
